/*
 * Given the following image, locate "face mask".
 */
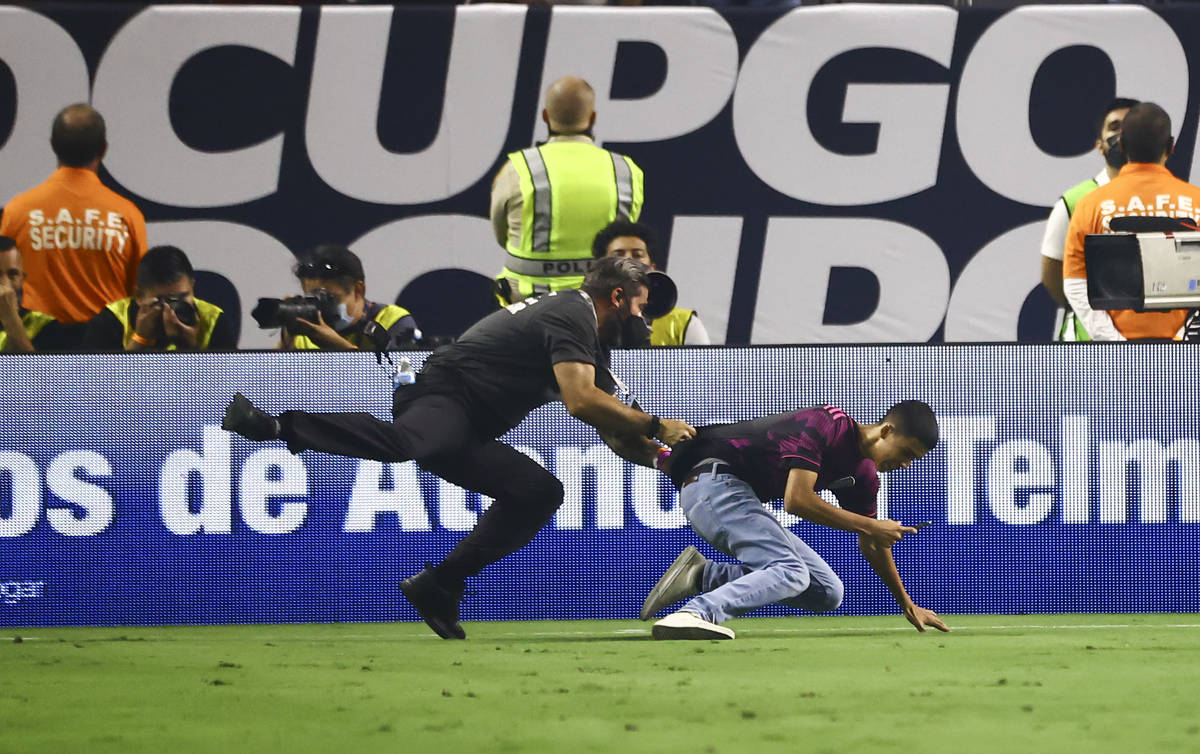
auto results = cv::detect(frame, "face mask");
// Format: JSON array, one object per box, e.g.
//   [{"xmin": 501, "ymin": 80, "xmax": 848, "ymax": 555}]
[
  {"xmin": 1104, "ymin": 134, "xmax": 1127, "ymax": 169},
  {"xmin": 618, "ymin": 314, "xmax": 651, "ymax": 348},
  {"xmin": 331, "ymin": 301, "xmax": 357, "ymax": 332}
]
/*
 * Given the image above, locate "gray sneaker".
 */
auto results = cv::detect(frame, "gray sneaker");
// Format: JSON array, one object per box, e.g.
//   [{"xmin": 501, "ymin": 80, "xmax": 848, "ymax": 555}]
[{"xmin": 640, "ymin": 546, "xmax": 706, "ymax": 620}]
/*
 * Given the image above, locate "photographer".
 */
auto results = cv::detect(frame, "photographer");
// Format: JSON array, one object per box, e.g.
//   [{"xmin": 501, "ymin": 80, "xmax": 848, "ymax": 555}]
[
  {"xmin": 270, "ymin": 244, "xmax": 419, "ymax": 351},
  {"xmin": 593, "ymin": 220, "xmax": 711, "ymax": 346},
  {"xmin": 81, "ymin": 245, "xmax": 235, "ymax": 352}
]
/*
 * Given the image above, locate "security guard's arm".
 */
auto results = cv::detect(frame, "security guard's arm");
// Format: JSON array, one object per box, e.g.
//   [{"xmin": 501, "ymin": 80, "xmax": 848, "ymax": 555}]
[
  {"xmin": 596, "ymin": 429, "xmax": 662, "ymax": 468},
  {"xmin": 552, "ymin": 360, "xmax": 695, "ymax": 446}
]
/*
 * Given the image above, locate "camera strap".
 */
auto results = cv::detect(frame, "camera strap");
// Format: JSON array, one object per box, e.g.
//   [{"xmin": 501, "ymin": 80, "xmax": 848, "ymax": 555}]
[{"xmin": 362, "ymin": 320, "xmax": 399, "ymax": 380}]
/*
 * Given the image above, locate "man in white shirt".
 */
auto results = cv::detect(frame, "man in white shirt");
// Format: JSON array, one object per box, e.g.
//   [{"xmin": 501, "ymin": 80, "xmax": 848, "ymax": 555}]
[{"xmin": 1039, "ymin": 98, "xmax": 1138, "ymax": 341}]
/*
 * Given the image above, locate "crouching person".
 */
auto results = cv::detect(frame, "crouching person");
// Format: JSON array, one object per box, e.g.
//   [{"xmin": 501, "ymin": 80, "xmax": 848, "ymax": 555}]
[{"xmin": 642, "ymin": 401, "xmax": 949, "ymax": 640}]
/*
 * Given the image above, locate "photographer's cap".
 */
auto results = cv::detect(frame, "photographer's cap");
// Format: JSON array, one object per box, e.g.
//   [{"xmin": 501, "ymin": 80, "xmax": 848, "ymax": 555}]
[{"xmin": 294, "ymin": 244, "xmax": 365, "ymax": 282}]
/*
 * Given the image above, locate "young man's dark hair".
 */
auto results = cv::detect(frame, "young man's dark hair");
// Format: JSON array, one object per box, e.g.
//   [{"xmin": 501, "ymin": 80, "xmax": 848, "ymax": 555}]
[
  {"xmin": 137, "ymin": 245, "xmax": 194, "ymax": 288},
  {"xmin": 591, "ymin": 219, "xmax": 659, "ymax": 261},
  {"xmin": 0, "ymin": 234, "xmax": 14, "ymax": 253},
  {"xmin": 581, "ymin": 255, "xmax": 649, "ymax": 299},
  {"xmin": 1120, "ymin": 102, "xmax": 1173, "ymax": 164},
  {"xmin": 883, "ymin": 400, "xmax": 939, "ymax": 451},
  {"xmin": 292, "ymin": 243, "xmax": 365, "ymax": 291},
  {"xmin": 1095, "ymin": 97, "xmax": 1139, "ymax": 140},
  {"xmin": 50, "ymin": 104, "xmax": 107, "ymax": 168}
]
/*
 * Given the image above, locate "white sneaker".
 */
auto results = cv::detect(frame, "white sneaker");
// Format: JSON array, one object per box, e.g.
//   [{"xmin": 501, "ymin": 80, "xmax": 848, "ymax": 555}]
[
  {"xmin": 640, "ymin": 546, "xmax": 707, "ymax": 621},
  {"xmin": 652, "ymin": 611, "xmax": 734, "ymax": 640}
]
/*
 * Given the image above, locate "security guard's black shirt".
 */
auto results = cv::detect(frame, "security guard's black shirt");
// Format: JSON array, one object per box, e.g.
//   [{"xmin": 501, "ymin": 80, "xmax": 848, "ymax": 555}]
[{"xmin": 414, "ymin": 290, "xmax": 614, "ymax": 436}]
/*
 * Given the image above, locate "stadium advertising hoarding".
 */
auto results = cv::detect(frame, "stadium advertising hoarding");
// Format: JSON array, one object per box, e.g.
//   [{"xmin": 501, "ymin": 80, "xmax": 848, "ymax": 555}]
[
  {"xmin": 4, "ymin": 4, "xmax": 1200, "ymax": 345},
  {"xmin": 1, "ymin": 346, "xmax": 1197, "ymax": 627}
]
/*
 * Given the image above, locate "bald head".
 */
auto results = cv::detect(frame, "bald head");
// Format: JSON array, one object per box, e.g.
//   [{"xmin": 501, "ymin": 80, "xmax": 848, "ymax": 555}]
[
  {"xmin": 1120, "ymin": 102, "xmax": 1173, "ymax": 164},
  {"xmin": 51, "ymin": 103, "xmax": 107, "ymax": 168},
  {"xmin": 543, "ymin": 76, "xmax": 596, "ymax": 134}
]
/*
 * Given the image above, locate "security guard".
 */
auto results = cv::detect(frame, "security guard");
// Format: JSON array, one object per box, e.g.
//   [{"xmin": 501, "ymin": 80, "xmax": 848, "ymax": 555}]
[
  {"xmin": 491, "ymin": 76, "xmax": 644, "ymax": 304},
  {"xmin": 81, "ymin": 245, "xmax": 237, "ymax": 351}
]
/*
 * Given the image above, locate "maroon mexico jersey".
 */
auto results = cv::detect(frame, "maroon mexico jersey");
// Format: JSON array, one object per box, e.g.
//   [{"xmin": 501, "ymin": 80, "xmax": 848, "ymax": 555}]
[{"xmin": 669, "ymin": 405, "xmax": 880, "ymax": 516}]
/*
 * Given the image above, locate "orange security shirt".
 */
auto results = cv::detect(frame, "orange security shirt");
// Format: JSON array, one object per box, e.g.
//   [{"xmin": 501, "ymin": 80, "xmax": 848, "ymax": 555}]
[
  {"xmin": 1063, "ymin": 163, "xmax": 1194, "ymax": 340},
  {"xmin": 0, "ymin": 167, "xmax": 148, "ymax": 324}
]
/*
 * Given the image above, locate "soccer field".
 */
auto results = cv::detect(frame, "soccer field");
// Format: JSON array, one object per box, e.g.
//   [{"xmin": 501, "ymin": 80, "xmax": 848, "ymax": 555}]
[{"xmin": 2, "ymin": 614, "xmax": 1198, "ymax": 754}]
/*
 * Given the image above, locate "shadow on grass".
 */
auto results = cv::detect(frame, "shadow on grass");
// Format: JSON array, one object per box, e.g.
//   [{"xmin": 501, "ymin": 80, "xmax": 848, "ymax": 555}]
[{"xmin": 465, "ymin": 634, "xmax": 651, "ymax": 644}]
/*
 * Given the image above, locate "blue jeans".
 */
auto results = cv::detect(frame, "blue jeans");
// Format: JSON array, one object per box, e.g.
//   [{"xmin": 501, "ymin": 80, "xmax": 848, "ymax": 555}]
[{"xmin": 679, "ymin": 469, "xmax": 844, "ymax": 624}]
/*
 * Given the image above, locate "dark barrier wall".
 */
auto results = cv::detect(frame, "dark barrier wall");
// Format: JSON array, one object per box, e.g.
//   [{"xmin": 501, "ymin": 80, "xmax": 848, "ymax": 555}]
[
  {"xmin": 4, "ymin": 4, "xmax": 1200, "ymax": 346},
  {"xmin": 1, "ymin": 346, "xmax": 1197, "ymax": 627}
]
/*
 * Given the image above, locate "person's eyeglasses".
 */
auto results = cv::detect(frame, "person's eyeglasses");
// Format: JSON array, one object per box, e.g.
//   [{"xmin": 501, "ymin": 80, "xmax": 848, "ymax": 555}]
[{"xmin": 296, "ymin": 262, "xmax": 343, "ymax": 279}]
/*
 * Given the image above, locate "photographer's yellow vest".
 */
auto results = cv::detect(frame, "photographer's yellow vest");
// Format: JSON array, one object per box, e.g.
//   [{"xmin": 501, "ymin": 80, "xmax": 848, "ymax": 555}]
[
  {"xmin": 650, "ymin": 308, "xmax": 696, "ymax": 347},
  {"xmin": 291, "ymin": 304, "xmax": 411, "ymax": 350},
  {"xmin": 501, "ymin": 141, "xmax": 644, "ymax": 299},
  {"xmin": 0, "ymin": 310, "xmax": 55, "ymax": 351},
  {"xmin": 108, "ymin": 297, "xmax": 223, "ymax": 350}
]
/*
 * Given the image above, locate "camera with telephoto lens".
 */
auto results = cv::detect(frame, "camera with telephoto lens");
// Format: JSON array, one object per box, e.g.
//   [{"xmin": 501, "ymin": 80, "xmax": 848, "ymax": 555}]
[
  {"xmin": 619, "ymin": 270, "xmax": 678, "ymax": 348},
  {"xmin": 157, "ymin": 293, "xmax": 197, "ymax": 326},
  {"xmin": 251, "ymin": 288, "xmax": 341, "ymax": 329}
]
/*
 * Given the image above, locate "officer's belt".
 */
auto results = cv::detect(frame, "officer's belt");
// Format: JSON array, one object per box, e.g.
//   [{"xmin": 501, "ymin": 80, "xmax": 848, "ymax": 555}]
[{"xmin": 503, "ymin": 253, "xmax": 597, "ymax": 277}]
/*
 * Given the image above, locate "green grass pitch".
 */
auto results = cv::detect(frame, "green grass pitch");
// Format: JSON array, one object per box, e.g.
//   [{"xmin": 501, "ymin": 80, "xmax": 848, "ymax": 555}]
[{"xmin": 2, "ymin": 614, "xmax": 1198, "ymax": 754}]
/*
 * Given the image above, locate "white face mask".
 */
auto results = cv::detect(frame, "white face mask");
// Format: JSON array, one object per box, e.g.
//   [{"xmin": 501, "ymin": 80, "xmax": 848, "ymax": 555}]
[{"xmin": 332, "ymin": 301, "xmax": 357, "ymax": 332}]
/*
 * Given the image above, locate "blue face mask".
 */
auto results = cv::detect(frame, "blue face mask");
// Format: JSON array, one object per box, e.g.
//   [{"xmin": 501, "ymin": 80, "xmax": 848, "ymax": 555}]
[{"xmin": 332, "ymin": 301, "xmax": 357, "ymax": 332}]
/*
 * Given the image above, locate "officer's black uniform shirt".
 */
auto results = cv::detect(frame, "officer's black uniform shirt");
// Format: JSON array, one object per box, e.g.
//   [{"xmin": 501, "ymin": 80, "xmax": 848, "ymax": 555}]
[{"xmin": 415, "ymin": 290, "xmax": 615, "ymax": 435}]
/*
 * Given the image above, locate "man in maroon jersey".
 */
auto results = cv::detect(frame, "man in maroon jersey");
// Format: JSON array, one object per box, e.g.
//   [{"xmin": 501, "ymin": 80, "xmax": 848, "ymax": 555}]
[{"xmin": 641, "ymin": 401, "xmax": 949, "ymax": 640}]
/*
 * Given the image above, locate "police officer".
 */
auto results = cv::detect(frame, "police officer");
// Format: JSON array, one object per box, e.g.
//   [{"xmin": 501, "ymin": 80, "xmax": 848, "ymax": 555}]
[
  {"xmin": 81, "ymin": 245, "xmax": 236, "ymax": 351},
  {"xmin": 491, "ymin": 76, "xmax": 645, "ymax": 304}
]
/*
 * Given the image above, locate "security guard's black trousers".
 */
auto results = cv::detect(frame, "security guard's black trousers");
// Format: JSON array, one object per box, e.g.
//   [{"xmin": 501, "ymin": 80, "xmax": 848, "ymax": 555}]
[{"xmin": 277, "ymin": 394, "xmax": 565, "ymax": 588}]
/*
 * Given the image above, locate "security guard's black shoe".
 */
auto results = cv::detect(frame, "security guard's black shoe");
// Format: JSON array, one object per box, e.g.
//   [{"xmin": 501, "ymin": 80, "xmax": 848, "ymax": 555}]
[
  {"xmin": 222, "ymin": 392, "xmax": 280, "ymax": 441},
  {"xmin": 400, "ymin": 568, "xmax": 466, "ymax": 640}
]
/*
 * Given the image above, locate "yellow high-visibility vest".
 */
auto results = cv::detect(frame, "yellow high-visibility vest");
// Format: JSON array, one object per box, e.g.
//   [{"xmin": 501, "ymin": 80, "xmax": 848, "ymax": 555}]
[
  {"xmin": 0, "ymin": 309, "xmax": 55, "ymax": 350},
  {"xmin": 501, "ymin": 141, "xmax": 644, "ymax": 300},
  {"xmin": 650, "ymin": 308, "xmax": 696, "ymax": 347},
  {"xmin": 291, "ymin": 304, "xmax": 411, "ymax": 350},
  {"xmin": 108, "ymin": 297, "xmax": 223, "ymax": 350}
]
